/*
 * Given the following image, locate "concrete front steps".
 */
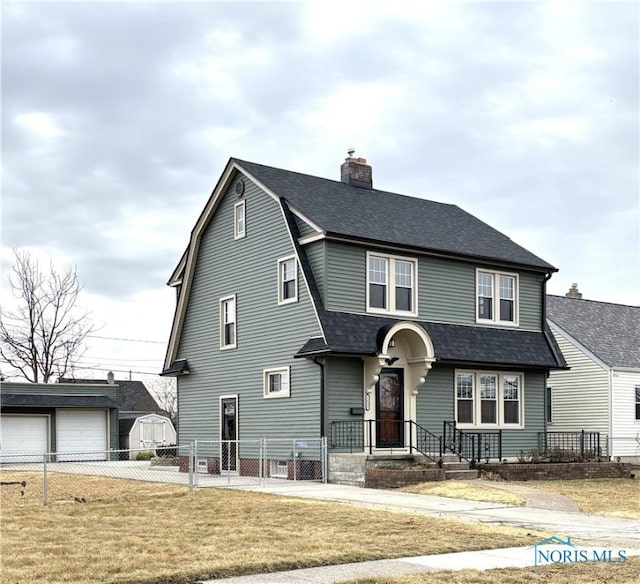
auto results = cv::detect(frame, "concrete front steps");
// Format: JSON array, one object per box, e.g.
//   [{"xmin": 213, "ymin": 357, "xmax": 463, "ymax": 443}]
[{"xmin": 328, "ymin": 452, "xmax": 478, "ymax": 488}]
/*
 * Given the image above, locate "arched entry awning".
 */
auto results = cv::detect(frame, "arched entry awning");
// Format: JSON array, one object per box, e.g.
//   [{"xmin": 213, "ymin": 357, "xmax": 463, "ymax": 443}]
[{"xmin": 372, "ymin": 321, "xmax": 436, "ymax": 393}]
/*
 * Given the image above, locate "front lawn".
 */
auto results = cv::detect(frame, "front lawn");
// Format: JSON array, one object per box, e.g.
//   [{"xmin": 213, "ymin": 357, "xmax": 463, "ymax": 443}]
[
  {"xmin": 0, "ymin": 472, "xmax": 544, "ymax": 584},
  {"xmin": 514, "ymin": 478, "xmax": 640, "ymax": 519}
]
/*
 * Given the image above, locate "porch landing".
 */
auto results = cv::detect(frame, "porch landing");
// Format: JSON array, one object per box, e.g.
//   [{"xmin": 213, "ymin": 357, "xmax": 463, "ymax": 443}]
[{"xmin": 328, "ymin": 453, "xmax": 478, "ymax": 487}]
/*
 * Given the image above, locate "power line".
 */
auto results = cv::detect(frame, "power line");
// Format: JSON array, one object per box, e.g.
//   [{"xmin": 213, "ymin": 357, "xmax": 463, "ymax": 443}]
[{"xmin": 1, "ymin": 323, "xmax": 167, "ymax": 344}]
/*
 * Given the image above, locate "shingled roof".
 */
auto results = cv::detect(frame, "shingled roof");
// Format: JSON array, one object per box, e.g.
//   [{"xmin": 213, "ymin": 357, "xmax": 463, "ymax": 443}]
[
  {"xmin": 296, "ymin": 311, "xmax": 566, "ymax": 369},
  {"xmin": 547, "ymin": 295, "xmax": 640, "ymax": 369},
  {"xmin": 236, "ymin": 159, "xmax": 556, "ymax": 271},
  {"xmin": 58, "ymin": 378, "xmax": 160, "ymax": 413}
]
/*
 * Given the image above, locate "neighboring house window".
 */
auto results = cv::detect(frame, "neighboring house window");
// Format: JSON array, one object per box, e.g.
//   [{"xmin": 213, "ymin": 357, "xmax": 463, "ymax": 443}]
[
  {"xmin": 546, "ymin": 387, "xmax": 552, "ymax": 423},
  {"xmin": 234, "ymin": 201, "xmax": 245, "ymax": 239},
  {"xmin": 220, "ymin": 295, "xmax": 236, "ymax": 349},
  {"xmin": 455, "ymin": 370, "xmax": 524, "ymax": 427},
  {"xmin": 476, "ymin": 270, "xmax": 518, "ymax": 325},
  {"xmin": 278, "ymin": 256, "xmax": 298, "ymax": 304},
  {"xmin": 636, "ymin": 386, "xmax": 640, "ymax": 420},
  {"xmin": 263, "ymin": 367, "xmax": 290, "ymax": 398},
  {"xmin": 367, "ymin": 252, "xmax": 417, "ymax": 315}
]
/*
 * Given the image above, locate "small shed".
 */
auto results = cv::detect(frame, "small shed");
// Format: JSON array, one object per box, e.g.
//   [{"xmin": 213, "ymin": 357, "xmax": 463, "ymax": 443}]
[{"xmin": 119, "ymin": 413, "xmax": 177, "ymax": 458}]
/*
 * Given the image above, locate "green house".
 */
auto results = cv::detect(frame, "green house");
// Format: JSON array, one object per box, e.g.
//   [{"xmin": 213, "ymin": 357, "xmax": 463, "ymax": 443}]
[{"xmin": 163, "ymin": 154, "xmax": 566, "ymax": 479}]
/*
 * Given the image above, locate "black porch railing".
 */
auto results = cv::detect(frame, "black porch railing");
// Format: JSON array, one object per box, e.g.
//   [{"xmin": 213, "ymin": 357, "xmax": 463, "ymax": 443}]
[
  {"xmin": 330, "ymin": 419, "xmax": 442, "ymax": 465},
  {"xmin": 538, "ymin": 431, "xmax": 603, "ymax": 460},
  {"xmin": 442, "ymin": 421, "xmax": 502, "ymax": 467}
]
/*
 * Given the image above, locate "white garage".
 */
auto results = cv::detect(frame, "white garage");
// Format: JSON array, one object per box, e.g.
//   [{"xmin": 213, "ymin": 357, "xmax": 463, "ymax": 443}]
[
  {"xmin": 56, "ymin": 409, "xmax": 108, "ymax": 461},
  {"xmin": 0, "ymin": 414, "xmax": 48, "ymax": 462}
]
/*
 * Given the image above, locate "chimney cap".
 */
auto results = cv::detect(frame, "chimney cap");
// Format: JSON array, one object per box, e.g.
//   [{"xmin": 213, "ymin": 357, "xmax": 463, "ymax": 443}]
[{"xmin": 347, "ymin": 148, "xmax": 355, "ymax": 158}]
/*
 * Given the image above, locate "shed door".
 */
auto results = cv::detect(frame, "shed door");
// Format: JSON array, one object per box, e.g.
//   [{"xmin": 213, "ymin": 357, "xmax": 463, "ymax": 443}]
[
  {"xmin": 0, "ymin": 415, "xmax": 48, "ymax": 462},
  {"xmin": 56, "ymin": 409, "xmax": 107, "ymax": 461}
]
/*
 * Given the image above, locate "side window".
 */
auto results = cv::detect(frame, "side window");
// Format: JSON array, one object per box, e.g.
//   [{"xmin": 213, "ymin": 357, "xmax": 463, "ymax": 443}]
[
  {"xmin": 220, "ymin": 295, "xmax": 237, "ymax": 349},
  {"xmin": 635, "ymin": 386, "xmax": 640, "ymax": 421},
  {"xmin": 277, "ymin": 256, "xmax": 298, "ymax": 305},
  {"xmin": 263, "ymin": 367, "xmax": 290, "ymax": 399},
  {"xmin": 234, "ymin": 201, "xmax": 245, "ymax": 239}
]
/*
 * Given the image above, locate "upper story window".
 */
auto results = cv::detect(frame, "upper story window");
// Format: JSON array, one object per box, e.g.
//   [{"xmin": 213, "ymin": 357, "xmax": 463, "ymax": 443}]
[
  {"xmin": 220, "ymin": 295, "xmax": 236, "ymax": 350},
  {"xmin": 635, "ymin": 386, "xmax": 640, "ymax": 420},
  {"xmin": 278, "ymin": 256, "xmax": 298, "ymax": 305},
  {"xmin": 263, "ymin": 367, "xmax": 290, "ymax": 399},
  {"xmin": 234, "ymin": 201, "xmax": 245, "ymax": 239},
  {"xmin": 455, "ymin": 370, "xmax": 524, "ymax": 428},
  {"xmin": 367, "ymin": 252, "xmax": 417, "ymax": 316},
  {"xmin": 476, "ymin": 269, "xmax": 518, "ymax": 326}
]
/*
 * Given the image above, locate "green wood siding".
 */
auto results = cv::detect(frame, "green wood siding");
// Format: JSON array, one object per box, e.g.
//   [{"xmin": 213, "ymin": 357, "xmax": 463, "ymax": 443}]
[
  {"xmin": 295, "ymin": 216, "xmax": 319, "ymax": 238},
  {"xmin": 176, "ymin": 175, "xmax": 323, "ymax": 444},
  {"xmin": 305, "ymin": 240, "xmax": 326, "ymax": 302},
  {"xmin": 2, "ymin": 382, "xmax": 118, "ymax": 401},
  {"xmin": 322, "ymin": 241, "xmax": 542, "ymax": 330},
  {"xmin": 324, "ymin": 357, "xmax": 364, "ymax": 438}
]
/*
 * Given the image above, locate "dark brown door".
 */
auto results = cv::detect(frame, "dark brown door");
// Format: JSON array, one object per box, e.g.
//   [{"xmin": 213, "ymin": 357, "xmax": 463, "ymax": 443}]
[
  {"xmin": 376, "ymin": 369, "xmax": 404, "ymax": 447},
  {"xmin": 221, "ymin": 397, "xmax": 237, "ymax": 471}
]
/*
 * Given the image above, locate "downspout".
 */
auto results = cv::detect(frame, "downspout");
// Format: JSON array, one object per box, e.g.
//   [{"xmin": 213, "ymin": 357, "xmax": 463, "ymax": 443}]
[
  {"xmin": 313, "ymin": 357, "xmax": 326, "ymax": 438},
  {"xmin": 542, "ymin": 271, "xmax": 552, "ymax": 434}
]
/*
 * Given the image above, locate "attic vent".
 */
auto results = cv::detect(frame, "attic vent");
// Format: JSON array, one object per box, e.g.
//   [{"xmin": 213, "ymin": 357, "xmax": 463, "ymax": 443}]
[{"xmin": 340, "ymin": 150, "xmax": 373, "ymax": 190}]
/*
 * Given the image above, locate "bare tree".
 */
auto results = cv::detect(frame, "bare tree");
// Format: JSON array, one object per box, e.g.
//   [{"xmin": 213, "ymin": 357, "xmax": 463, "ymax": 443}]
[
  {"xmin": 147, "ymin": 376, "xmax": 177, "ymax": 426},
  {"xmin": 0, "ymin": 249, "xmax": 94, "ymax": 383}
]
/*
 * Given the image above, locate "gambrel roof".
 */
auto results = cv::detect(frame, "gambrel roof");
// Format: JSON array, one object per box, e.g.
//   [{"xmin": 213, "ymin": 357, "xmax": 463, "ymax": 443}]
[
  {"xmin": 547, "ymin": 295, "xmax": 640, "ymax": 369},
  {"xmin": 235, "ymin": 159, "xmax": 556, "ymax": 271},
  {"xmin": 164, "ymin": 157, "xmax": 561, "ymax": 372}
]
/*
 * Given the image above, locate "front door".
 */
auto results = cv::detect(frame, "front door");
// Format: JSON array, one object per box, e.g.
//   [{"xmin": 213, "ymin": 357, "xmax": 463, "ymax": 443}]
[
  {"xmin": 221, "ymin": 397, "xmax": 238, "ymax": 471},
  {"xmin": 376, "ymin": 369, "xmax": 404, "ymax": 448}
]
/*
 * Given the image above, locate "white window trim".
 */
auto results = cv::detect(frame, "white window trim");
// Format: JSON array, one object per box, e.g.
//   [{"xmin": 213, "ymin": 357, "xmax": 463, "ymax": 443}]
[
  {"xmin": 263, "ymin": 366, "xmax": 291, "ymax": 399},
  {"xmin": 269, "ymin": 459, "xmax": 289, "ymax": 478},
  {"xmin": 366, "ymin": 251, "xmax": 418, "ymax": 317},
  {"xmin": 234, "ymin": 200, "xmax": 246, "ymax": 240},
  {"xmin": 220, "ymin": 294, "xmax": 237, "ymax": 350},
  {"xmin": 475, "ymin": 269, "xmax": 519, "ymax": 327},
  {"xmin": 277, "ymin": 255, "xmax": 298, "ymax": 305},
  {"xmin": 455, "ymin": 369, "xmax": 525, "ymax": 429}
]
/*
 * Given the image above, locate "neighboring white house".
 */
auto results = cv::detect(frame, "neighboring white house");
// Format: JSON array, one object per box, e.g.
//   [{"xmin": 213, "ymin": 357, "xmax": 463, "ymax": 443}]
[
  {"xmin": 119, "ymin": 413, "xmax": 177, "ymax": 459},
  {"xmin": 547, "ymin": 285, "xmax": 640, "ymax": 462}
]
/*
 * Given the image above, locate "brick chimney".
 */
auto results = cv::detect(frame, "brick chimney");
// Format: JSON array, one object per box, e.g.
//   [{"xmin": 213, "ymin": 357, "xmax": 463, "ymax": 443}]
[
  {"xmin": 565, "ymin": 283, "xmax": 583, "ymax": 299},
  {"xmin": 340, "ymin": 149, "xmax": 372, "ymax": 189}
]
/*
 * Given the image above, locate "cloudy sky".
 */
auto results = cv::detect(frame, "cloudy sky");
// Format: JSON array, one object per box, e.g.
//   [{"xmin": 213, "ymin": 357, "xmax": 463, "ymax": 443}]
[{"xmin": 2, "ymin": 1, "xmax": 638, "ymax": 381}]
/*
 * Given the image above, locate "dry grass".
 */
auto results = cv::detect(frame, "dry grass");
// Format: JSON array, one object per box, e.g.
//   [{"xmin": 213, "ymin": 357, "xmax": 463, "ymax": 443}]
[
  {"xmin": 514, "ymin": 479, "xmax": 640, "ymax": 520},
  {"xmin": 401, "ymin": 481, "xmax": 525, "ymax": 506},
  {"xmin": 347, "ymin": 556, "xmax": 640, "ymax": 583},
  {"xmin": 0, "ymin": 471, "xmax": 545, "ymax": 584}
]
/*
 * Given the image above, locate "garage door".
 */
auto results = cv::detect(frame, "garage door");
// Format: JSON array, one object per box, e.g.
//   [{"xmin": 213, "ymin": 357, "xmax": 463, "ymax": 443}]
[
  {"xmin": 0, "ymin": 415, "xmax": 48, "ymax": 463},
  {"xmin": 56, "ymin": 409, "xmax": 107, "ymax": 461}
]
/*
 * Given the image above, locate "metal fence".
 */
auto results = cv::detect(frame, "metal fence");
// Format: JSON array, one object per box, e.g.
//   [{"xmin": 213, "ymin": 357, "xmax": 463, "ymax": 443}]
[
  {"xmin": 537, "ymin": 431, "xmax": 605, "ymax": 460},
  {"xmin": 0, "ymin": 438, "xmax": 327, "ymax": 505}
]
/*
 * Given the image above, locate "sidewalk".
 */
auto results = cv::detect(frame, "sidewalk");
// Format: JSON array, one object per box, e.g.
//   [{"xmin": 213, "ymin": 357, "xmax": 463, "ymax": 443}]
[
  {"xmin": 198, "ymin": 481, "xmax": 640, "ymax": 583},
  {"xmin": 200, "ymin": 546, "xmax": 640, "ymax": 583}
]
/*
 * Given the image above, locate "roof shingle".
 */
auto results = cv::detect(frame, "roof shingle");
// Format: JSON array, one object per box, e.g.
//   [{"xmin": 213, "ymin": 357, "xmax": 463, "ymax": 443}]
[
  {"xmin": 546, "ymin": 295, "xmax": 640, "ymax": 369},
  {"xmin": 236, "ymin": 159, "xmax": 555, "ymax": 271}
]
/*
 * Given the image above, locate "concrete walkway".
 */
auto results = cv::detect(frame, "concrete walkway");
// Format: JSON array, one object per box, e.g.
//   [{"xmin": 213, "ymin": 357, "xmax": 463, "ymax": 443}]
[
  {"xmin": 472, "ymin": 479, "xmax": 581, "ymax": 512},
  {"xmin": 197, "ymin": 481, "xmax": 640, "ymax": 583}
]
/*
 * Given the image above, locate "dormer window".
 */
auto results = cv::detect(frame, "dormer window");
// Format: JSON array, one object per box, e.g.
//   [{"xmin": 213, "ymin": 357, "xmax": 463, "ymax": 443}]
[
  {"xmin": 367, "ymin": 252, "xmax": 417, "ymax": 316},
  {"xmin": 476, "ymin": 269, "xmax": 518, "ymax": 326},
  {"xmin": 234, "ymin": 201, "xmax": 245, "ymax": 239}
]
